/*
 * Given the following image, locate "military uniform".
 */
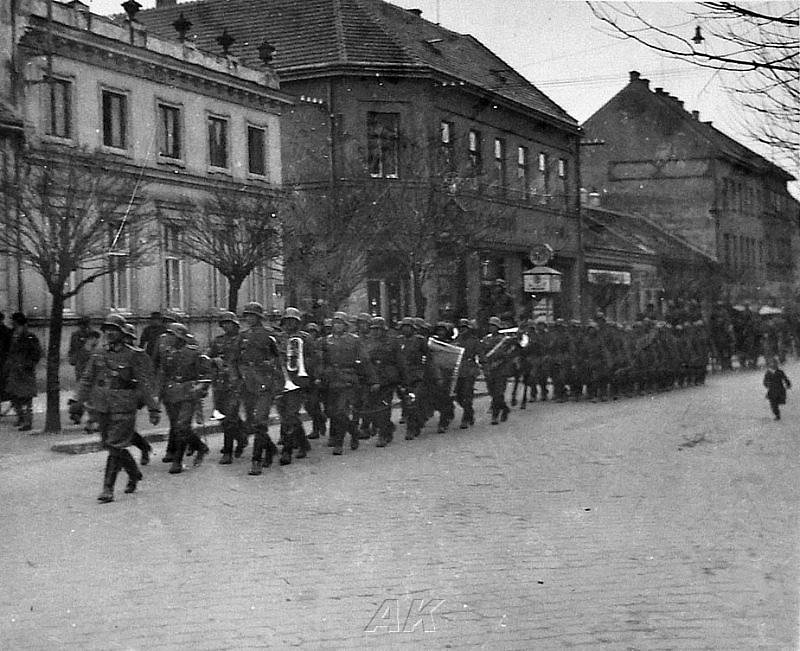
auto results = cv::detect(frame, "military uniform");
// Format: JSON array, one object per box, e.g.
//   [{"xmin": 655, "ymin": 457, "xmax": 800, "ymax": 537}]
[
  {"xmin": 397, "ymin": 317, "xmax": 430, "ymax": 439},
  {"xmin": 480, "ymin": 318, "xmax": 513, "ymax": 424},
  {"xmin": 275, "ymin": 307, "xmax": 316, "ymax": 465},
  {"xmin": 3, "ymin": 314, "xmax": 42, "ymax": 430},
  {"xmin": 209, "ymin": 313, "xmax": 246, "ymax": 464},
  {"xmin": 302, "ymin": 324, "xmax": 327, "ymax": 440},
  {"xmin": 318, "ymin": 312, "xmax": 377, "ymax": 454},
  {"xmin": 454, "ymin": 320, "xmax": 480, "ymax": 427},
  {"xmin": 74, "ymin": 314, "xmax": 159, "ymax": 502},
  {"xmin": 157, "ymin": 323, "xmax": 211, "ymax": 474},
  {"xmin": 364, "ymin": 317, "xmax": 401, "ymax": 447},
  {"xmin": 239, "ymin": 303, "xmax": 282, "ymax": 474}
]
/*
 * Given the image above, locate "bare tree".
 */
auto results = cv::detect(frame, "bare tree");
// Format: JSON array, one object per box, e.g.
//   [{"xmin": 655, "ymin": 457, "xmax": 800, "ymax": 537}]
[
  {"xmin": 282, "ymin": 184, "xmax": 375, "ymax": 312},
  {"xmin": 587, "ymin": 2, "xmax": 800, "ymax": 164},
  {"xmin": 176, "ymin": 184, "xmax": 283, "ymax": 312},
  {"xmin": 0, "ymin": 148, "xmax": 154, "ymax": 433}
]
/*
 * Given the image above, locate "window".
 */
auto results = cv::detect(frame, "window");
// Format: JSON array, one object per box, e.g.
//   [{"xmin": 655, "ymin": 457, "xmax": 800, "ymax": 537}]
[
  {"xmin": 101, "ymin": 90, "xmax": 127, "ymax": 149},
  {"xmin": 44, "ymin": 78, "xmax": 71, "ymax": 139},
  {"xmin": 468, "ymin": 130, "xmax": 482, "ymax": 176},
  {"xmin": 247, "ymin": 125, "xmax": 267, "ymax": 176},
  {"xmin": 367, "ymin": 112, "xmax": 399, "ymax": 178},
  {"xmin": 538, "ymin": 152, "xmax": 550, "ymax": 203},
  {"xmin": 65, "ymin": 271, "xmax": 78, "ymax": 314},
  {"xmin": 157, "ymin": 103, "xmax": 181, "ymax": 160},
  {"xmin": 558, "ymin": 158, "xmax": 569, "ymax": 207},
  {"xmin": 164, "ymin": 224, "xmax": 184, "ymax": 309},
  {"xmin": 247, "ymin": 266, "xmax": 269, "ymax": 305},
  {"xmin": 208, "ymin": 116, "xmax": 229, "ymax": 169},
  {"xmin": 493, "ymin": 138, "xmax": 506, "ymax": 194},
  {"xmin": 211, "ymin": 269, "xmax": 229, "ymax": 308},
  {"xmin": 517, "ymin": 146, "xmax": 530, "ymax": 200},
  {"xmin": 440, "ymin": 120, "xmax": 455, "ymax": 172},
  {"xmin": 109, "ymin": 224, "xmax": 130, "ymax": 310}
]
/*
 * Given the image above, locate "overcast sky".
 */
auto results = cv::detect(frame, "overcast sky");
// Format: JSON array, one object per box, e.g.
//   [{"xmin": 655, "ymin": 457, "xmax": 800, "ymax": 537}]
[{"xmin": 88, "ymin": 0, "xmax": 797, "ymax": 191}]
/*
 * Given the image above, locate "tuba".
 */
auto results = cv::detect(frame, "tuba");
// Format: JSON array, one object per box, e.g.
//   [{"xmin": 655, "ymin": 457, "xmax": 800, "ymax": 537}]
[{"xmin": 282, "ymin": 336, "xmax": 308, "ymax": 392}]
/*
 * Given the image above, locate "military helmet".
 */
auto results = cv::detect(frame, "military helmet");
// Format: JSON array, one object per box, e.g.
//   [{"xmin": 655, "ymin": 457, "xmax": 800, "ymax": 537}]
[
  {"xmin": 166, "ymin": 322, "xmax": 190, "ymax": 341},
  {"xmin": 322, "ymin": 318, "xmax": 334, "ymax": 328},
  {"xmin": 101, "ymin": 313, "xmax": 126, "ymax": 331},
  {"xmin": 356, "ymin": 312, "xmax": 372, "ymax": 323},
  {"xmin": 412, "ymin": 317, "xmax": 426, "ymax": 329},
  {"xmin": 162, "ymin": 310, "xmax": 182, "ymax": 324},
  {"xmin": 305, "ymin": 322, "xmax": 320, "ymax": 333},
  {"xmin": 281, "ymin": 307, "xmax": 302, "ymax": 322},
  {"xmin": 369, "ymin": 316, "xmax": 388, "ymax": 330},
  {"xmin": 399, "ymin": 316, "xmax": 415, "ymax": 327},
  {"xmin": 121, "ymin": 323, "xmax": 137, "ymax": 339},
  {"xmin": 535, "ymin": 316, "xmax": 547, "ymax": 326},
  {"xmin": 458, "ymin": 318, "xmax": 471, "ymax": 328},
  {"xmin": 494, "ymin": 278, "xmax": 506, "ymax": 287},
  {"xmin": 488, "ymin": 316, "xmax": 502, "ymax": 328},
  {"xmin": 218, "ymin": 311, "xmax": 240, "ymax": 326},
  {"xmin": 332, "ymin": 311, "xmax": 349, "ymax": 322},
  {"xmin": 242, "ymin": 302, "xmax": 264, "ymax": 318}
]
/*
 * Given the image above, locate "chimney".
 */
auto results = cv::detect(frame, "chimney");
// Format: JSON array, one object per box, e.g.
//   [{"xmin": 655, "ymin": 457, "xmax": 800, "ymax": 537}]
[
  {"xmin": 156, "ymin": 0, "xmax": 177, "ymax": 7},
  {"xmin": 406, "ymin": 8, "xmax": 422, "ymax": 17},
  {"xmin": 654, "ymin": 87, "xmax": 663, "ymax": 94},
  {"xmin": 629, "ymin": 70, "xmax": 640, "ymax": 82},
  {"xmin": 691, "ymin": 110, "xmax": 700, "ymax": 120},
  {"xmin": 703, "ymin": 120, "xmax": 713, "ymax": 127}
]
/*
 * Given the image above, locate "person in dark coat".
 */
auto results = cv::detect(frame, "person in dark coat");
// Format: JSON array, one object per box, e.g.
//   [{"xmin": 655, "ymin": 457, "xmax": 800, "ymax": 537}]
[
  {"xmin": 3, "ymin": 312, "xmax": 42, "ymax": 431},
  {"xmin": 0, "ymin": 311, "xmax": 12, "ymax": 405},
  {"xmin": 139, "ymin": 311, "xmax": 167, "ymax": 359},
  {"xmin": 68, "ymin": 316, "xmax": 100, "ymax": 381},
  {"xmin": 763, "ymin": 357, "xmax": 791, "ymax": 420}
]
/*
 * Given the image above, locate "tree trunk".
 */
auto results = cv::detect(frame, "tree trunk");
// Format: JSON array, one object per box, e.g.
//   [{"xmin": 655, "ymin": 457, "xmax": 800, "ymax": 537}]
[
  {"xmin": 227, "ymin": 278, "xmax": 244, "ymax": 313},
  {"xmin": 44, "ymin": 292, "xmax": 65, "ymax": 434}
]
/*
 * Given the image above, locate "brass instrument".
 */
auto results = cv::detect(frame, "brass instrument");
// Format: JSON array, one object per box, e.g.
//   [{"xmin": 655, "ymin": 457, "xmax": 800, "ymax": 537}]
[
  {"xmin": 483, "ymin": 335, "xmax": 517, "ymax": 375},
  {"xmin": 281, "ymin": 336, "xmax": 308, "ymax": 393}
]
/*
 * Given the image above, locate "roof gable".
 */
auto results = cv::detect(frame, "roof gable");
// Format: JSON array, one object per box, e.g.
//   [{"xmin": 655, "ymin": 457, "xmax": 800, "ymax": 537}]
[{"xmin": 135, "ymin": 0, "xmax": 576, "ymax": 125}]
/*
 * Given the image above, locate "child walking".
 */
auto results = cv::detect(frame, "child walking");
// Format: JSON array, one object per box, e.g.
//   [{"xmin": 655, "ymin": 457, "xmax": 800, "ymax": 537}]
[{"xmin": 763, "ymin": 357, "xmax": 791, "ymax": 420}]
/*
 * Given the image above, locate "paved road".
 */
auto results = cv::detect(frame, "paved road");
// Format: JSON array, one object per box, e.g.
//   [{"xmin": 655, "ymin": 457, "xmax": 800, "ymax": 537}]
[{"xmin": 1, "ymin": 365, "xmax": 798, "ymax": 649}]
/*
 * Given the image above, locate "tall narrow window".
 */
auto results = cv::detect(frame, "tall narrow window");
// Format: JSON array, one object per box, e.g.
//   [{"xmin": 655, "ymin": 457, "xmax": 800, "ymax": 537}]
[
  {"xmin": 247, "ymin": 125, "xmax": 267, "ymax": 176},
  {"xmin": 367, "ymin": 112, "xmax": 399, "ymax": 178},
  {"xmin": 208, "ymin": 116, "xmax": 229, "ymax": 169},
  {"xmin": 538, "ymin": 152, "xmax": 549, "ymax": 203},
  {"xmin": 211, "ymin": 269, "xmax": 229, "ymax": 308},
  {"xmin": 164, "ymin": 224, "xmax": 184, "ymax": 310},
  {"xmin": 102, "ymin": 90, "xmax": 127, "ymax": 149},
  {"xmin": 44, "ymin": 78, "xmax": 71, "ymax": 139},
  {"xmin": 158, "ymin": 104, "xmax": 181, "ymax": 159},
  {"xmin": 440, "ymin": 120, "xmax": 455, "ymax": 172},
  {"xmin": 517, "ymin": 146, "xmax": 530, "ymax": 200},
  {"xmin": 468, "ymin": 130, "xmax": 482, "ymax": 176},
  {"xmin": 493, "ymin": 138, "xmax": 506, "ymax": 195},
  {"xmin": 109, "ymin": 224, "xmax": 130, "ymax": 310},
  {"xmin": 558, "ymin": 158, "xmax": 569, "ymax": 208}
]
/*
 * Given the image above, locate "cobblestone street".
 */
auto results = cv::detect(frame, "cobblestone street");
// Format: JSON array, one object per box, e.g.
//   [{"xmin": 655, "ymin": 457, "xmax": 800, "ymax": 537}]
[{"xmin": 1, "ymin": 364, "xmax": 798, "ymax": 649}]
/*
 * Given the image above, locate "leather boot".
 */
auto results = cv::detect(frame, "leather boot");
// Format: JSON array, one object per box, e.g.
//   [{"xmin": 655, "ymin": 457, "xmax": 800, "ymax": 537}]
[
  {"xmin": 264, "ymin": 437, "xmax": 278, "ymax": 467},
  {"xmin": 219, "ymin": 453, "xmax": 233, "ymax": 465},
  {"xmin": 97, "ymin": 455, "xmax": 118, "ymax": 503},
  {"xmin": 118, "ymin": 450, "xmax": 143, "ymax": 494},
  {"xmin": 279, "ymin": 447, "xmax": 292, "ymax": 466},
  {"xmin": 193, "ymin": 441, "xmax": 209, "ymax": 467},
  {"xmin": 248, "ymin": 458, "xmax": 262, "ymax": 475},
  {"xmin": 168, "ymin": 444, "xmax": 184, "ymax": 474}
]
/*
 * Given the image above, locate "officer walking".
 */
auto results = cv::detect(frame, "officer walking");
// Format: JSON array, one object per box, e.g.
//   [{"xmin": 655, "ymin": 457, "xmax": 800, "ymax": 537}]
[
  {"xmin": 397, "ymin": 316, "xmax": 429, "ymax": 439},
  {"xmin": 364, "ymin": 316, "xmax": 401, "ymax": 447},
  {"xmin": 481, "ymin": 316, "xmax": 513, "ymax": 424},
  {"xmin": 209, "ymin": 312, "xmax": 246, "ymax": 465},
  {"xmin": 239, "ymin": 302, "xmax": 281, "ymax": 475},
  {"xmin": 157, "ymin": 322, "xmax": 211, "ymax": 474},
  {"xmin": 318, "ymin": 311, "xmax": 378, "ymax": 455},
  {"xmin": 72, "ymin": 314, "xmax": 160, "ymax": 503}
]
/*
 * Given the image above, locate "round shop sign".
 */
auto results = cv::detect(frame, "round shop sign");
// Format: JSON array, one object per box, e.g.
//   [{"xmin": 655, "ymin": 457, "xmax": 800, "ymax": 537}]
[{"xmin": 529, "ymin": 243, "xmax": 553, "ymax": 266}]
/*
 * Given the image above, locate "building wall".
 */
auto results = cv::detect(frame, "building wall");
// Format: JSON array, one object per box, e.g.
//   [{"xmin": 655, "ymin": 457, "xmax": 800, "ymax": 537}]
[{"xmin": 281, "ymin": 74, "xmax": 582, "ymax": 321}]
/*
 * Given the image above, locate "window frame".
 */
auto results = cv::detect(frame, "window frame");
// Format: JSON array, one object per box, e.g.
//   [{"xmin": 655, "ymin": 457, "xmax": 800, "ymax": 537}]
[
  {"xmin": 108, "ymin": 223, "xmax": 132, "ymax": 311},
  {"xmin": 246, "ymin": 123, "xmax": 268, "ymax": 178},
  {"xmin": 367, "ymin": 111, "xmax": 400, "ymax": 179},
  {"xmin": 440, "ymin": 120, "xmax": 456, "ymax": 173},
  {"xmin": 156, "ymin": 100, "xmax": 183, "ymax": 162},
  {"xmin": 100, "ymin": 86, "xmax": 129, "ymax": 152},
  {"xmin": 493, "ymin": 137, "xmax": 506, "ymax": 195},
  {"xmin": 517, "ymin": 145, "xmax": 530, "ymax": 200},
  {"xmin": 468, "ymin": 129, "xmax": 483, "ymax": 176},
  {"xmin": 163, "ymin": 223, "xmax": 185, "ymax": 310},
  {"xmin": 42, "ymin": 76, "xmax": 73, "ymax": 142},
  {"xmin": 207, "ymin": 113, "xmax": 231, "ymax": 171}
]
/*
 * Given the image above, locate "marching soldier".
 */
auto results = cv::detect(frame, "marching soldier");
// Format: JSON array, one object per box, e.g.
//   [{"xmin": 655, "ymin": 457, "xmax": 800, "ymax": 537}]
[
  {"xmin": 317, "ymin": 311, "xmax": 378, "ymax": 455},
  {"xmin": 4, "ymin": 312, "xmax": 42, "ymax": 431},
  {"xmin": 527, "ymin": 318, "xmax": 550, "ymax": 401},
  {"xmin": 276, "ymin": 307, "xmax": 315, "ymax": 465},
  {"xmin": 454, "ymin": 318, "xmax": 480, "ymax": 428},
  {"xmin": 121, "ymin": 322, "xmax": 154, "ymax": 465},
  {"xmin": 71, "ymin": 313, "xmax": 160, "ymax": 503},
  {"xmin": 364, "ymin": 316, "xmax": 401, "ymax": 447},
  {"xmin": 208, "ymin": 311, "xmax": 246, "ymax": 465},
  {"xmin": 239, "ymin": 302, "xmax": 282, "ymax": 475},
  {"xmin": 397, "ymin": 316, "xmax": 429, "ymax": 439},
  {"xmin": 431, "ymin": 322, "xmax": 456, "ymax": 433},
  {"xmin": 480, "ymin": 316, "xmax": 513, "ymax": 425},
  {"xmin": 353, "ymin": 312, "xmax": 374, "ymax": 439},
  {"xmin": 157, "ymin": 323, "xmax": 211, "ymax": 474},
  {"xmin": 302, "ymin": 323, "xmax": 328, "ymax": 440}
]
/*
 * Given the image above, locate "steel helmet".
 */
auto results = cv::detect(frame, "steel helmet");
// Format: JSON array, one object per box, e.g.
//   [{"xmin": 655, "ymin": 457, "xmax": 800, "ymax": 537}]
[
  {"xmin": 101, "ymin": 313, "xmax": 126, "ymax": 331},
  {"xmin": 242, "ymin": 302, "xmax": 264, "ymax": 317},
  {"xmin": 218, "ymin": 311, "xmax": 240, "ymax": 326},
  {"xmin": 281, "ymin": 307, "xmax": 303, "ymax": 322}
]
